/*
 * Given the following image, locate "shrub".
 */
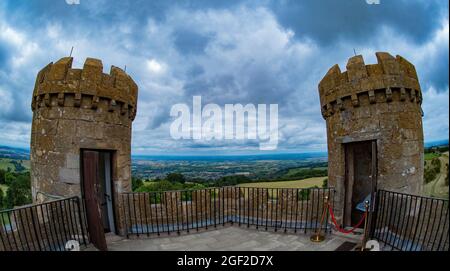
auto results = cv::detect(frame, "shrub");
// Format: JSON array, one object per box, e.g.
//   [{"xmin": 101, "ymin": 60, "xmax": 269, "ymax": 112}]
[
  {"xmin": 445, "ymin": 163, "xmax": 449, "ymax": 186},
  {"xmin": 431, "ymin": 157, "xmax": 441, "ymax": 168},
  {"xmin": 216, "ymin": 175, "xmax": 251, "ymax": 186},
  {"xmin": 131, "ymin": 177, "xmax": 144, "ymax": 191},
  {"xmin": 0, "ymin": 188, "xmax": 4, "ymax": 210},
  {"xmin": 424, "ymin": 165, "xmax": 440, "ymax": 184},
  {"xmin": 5, "ymin": 172, "xmax": 32, "ymax": 208},
  {"xmin": 0, "ymin": 169, "xmax": 6, "ymax": 184},
  {"xmin": 298, "ymin": 189, "xmax": 311, "ymax": 201},
  {"xmin": 322, "ymin": 178, "xmax": 328, "ymax": 188},
  {"xmin": 4, "ymin": 172, "xmax": 16, "ymax": 186},
  {"xmin": 166, "ymin": 173, "xmax": 186, "ymax": 184}
]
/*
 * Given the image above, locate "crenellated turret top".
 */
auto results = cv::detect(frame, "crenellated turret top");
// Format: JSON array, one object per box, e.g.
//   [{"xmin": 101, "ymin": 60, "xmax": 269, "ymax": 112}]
[
  {"xmin": 31, "ymin": 57, "xmax": 138, "ymax": 120},
  {"xmin": 318, "ymin": 52, "xmax": 421, "ymax": 110}
]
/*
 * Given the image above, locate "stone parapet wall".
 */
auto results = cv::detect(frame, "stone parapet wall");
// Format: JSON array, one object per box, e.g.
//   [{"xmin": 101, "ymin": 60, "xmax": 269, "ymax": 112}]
[
  {"xmin": 318, "ymin": 52, "xmax": 424, "ymax": 224},
  {"xmin": 30, "ymin": 57, "xmax": 137, "ymax": 206},
  {"xmin": 32, "ymin": 57, "xmax": 137, "ymax": 120},
  {"xmin": 318, "ymin": 52, "xmax": 422, "ymax": 119}
]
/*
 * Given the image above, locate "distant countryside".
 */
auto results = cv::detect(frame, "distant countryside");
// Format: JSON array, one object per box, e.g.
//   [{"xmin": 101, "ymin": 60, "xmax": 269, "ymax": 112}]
[
  {"xmin": 423, "ymin": 145, "xmax": 449, "ymax": 198},
  {"xmin": 0, "ymin": 142, "xmax": 448, "ymax": 211}
]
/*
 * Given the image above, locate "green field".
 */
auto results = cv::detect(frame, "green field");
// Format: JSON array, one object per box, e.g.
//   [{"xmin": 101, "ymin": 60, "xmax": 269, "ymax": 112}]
[
  {"xmin": 237, "ymin": 177, "xmax": 326, "ymax": 189},
  {"xmin": 0, "ymin": 158, "xmax": 30, "ymax": 172},
  {"xmin": 0, "ymin": 212, "xmax": 11, "ymax": 226},
  {"xmin": 423, "ymin": 151, "xmax": 449, "ymax": 199},
  {"xmin": 425, "ymin": 152, "xmax": 441, "ymax": 160},
  {"xmin": 0, "ymin": 184, "xmax": 8, "ymax": 192}
]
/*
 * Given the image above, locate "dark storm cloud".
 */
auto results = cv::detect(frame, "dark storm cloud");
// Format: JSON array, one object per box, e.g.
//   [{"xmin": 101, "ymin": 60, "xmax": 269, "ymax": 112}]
[
  {"xmin": 186, "ymin": 65, "xmax": 205, "ymax": 77},
  {"xmin": 0, "ymin": 74, "xmax": 33, "ymax": 122},
  {"xmin": 4, "ymin": 0, "xmax": 247, "ymax": 30},
  {"xmin": 0, "ymin": 0, "xmax": 448, "ymax": 152},
  {"xmin": 183, "ymin": 75, "xmax": 241, "ymax": 102},
  {"xmin": 146, "ymin": 108, "xmax": 171, "ymax": 130},
  {"xmin": 270, "ymin": 0, "xmax": 447, "ymax": 45},
  {"xmin": 9, "ymin": 0, "xmax": 444, "ymax": 45},
  {"xmin": 0, "ymin": 43, "xmax": 9, "ymax": 69},
  {"xmin": 173, "ymin": 29, "xmax": 213, "ymax": 55},
  {"xmin": 423, "ymin": 44, "xmax": 449, "ymax": 91}
]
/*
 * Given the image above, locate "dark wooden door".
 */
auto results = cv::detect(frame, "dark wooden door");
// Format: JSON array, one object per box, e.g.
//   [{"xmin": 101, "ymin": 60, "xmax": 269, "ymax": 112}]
[
  {"xmin": 368, "ymin": 141, "xmax": 377, "ymax": 233},
  {"xmin": 344, "ymin": 140, "xmax": 377, "ymax": 227},
  {"xmin": 370, "ymin": 141, "xmax": 377, "ymax": 203},
  {"xmin": 82, "ymin": 150, "xmax": 108, "ymax": 251}
]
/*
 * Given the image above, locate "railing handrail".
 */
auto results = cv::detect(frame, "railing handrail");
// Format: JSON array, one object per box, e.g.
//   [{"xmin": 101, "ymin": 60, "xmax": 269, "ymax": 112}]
[
  {"xmin": 0, "ymin": 195, "xmax": 88, "ymax": 251},
  {"xmin": 121, "ymin": 186, "xmax": 334, "ymax": 238},
  {"xmin": 371, "ymin": 189, "xmax": 449, "ymax": 251},
  {"xmin": 35, "ymin": 191, "xmax": 66, "ymax": 202},
  {"xmin": 121, "ymin": 186, "xmax": 334, "ymax": 194},
  {"xmin": 377, "ymin": 189, "xmax": 449, "ymax": 201},
  {"xmin": 0, "ymin": 196, "xmax": 79, "ymax": 213}
]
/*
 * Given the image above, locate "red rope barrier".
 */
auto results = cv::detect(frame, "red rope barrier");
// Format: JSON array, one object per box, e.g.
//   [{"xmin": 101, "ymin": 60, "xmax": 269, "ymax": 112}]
[{"xmin": 328, "ymin": 205, "xmax": 366, "ymax": 234}]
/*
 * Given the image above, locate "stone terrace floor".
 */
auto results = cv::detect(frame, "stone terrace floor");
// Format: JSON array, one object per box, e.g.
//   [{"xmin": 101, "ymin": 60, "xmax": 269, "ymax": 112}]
[{"xmin": 86, "ymin": 226, "xmax": 365, "ymax": 251}]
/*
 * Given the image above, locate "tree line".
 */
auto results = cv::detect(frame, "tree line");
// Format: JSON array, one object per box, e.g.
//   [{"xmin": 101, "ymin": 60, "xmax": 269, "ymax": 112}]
[
  {"xmin": 132, "ymin": 170, "xmax": 328, "ymax": 193},
  {"xmin": 0, "ymin": 169, "xmax": 32, "ymax": 210}
]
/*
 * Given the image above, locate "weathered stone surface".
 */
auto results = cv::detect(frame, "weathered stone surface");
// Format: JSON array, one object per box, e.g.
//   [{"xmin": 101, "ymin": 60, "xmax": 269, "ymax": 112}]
[
  {"xmin": 318, "ymin": 52, "xmax": 424, "ymax": 224},
  {"xmin": 32, "ymin": 57, "xmax": 137, "ymax": 121},
  {"xmin": 65, "ymin": 153, "xmax": 80, "ymax": 169},
  {"xmin": 59, "ymin": 168, "xmax": 80, "ymax": 184},
  {"xmin": 30, "ymin": 56, "xmax": 138, "ymax": 236}
]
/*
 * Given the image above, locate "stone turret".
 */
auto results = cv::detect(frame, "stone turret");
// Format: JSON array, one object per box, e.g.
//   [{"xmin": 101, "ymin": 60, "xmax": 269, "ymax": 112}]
[
  {"xmin": 30, "ymin": 57, "xmax": 138, "ymax": 202},
  {"xmin": 318, "ymin": 52, "xmax": 424, "ymax": 225}
]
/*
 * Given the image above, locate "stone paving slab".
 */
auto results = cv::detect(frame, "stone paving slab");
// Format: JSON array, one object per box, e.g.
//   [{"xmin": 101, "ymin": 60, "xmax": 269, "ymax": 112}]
[{"xmin": 96, "ymin": 226, "xmax": 362, "ymax": 251}]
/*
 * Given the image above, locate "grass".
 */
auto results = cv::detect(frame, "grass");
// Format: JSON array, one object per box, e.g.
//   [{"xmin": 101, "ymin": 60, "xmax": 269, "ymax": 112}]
[
  {"xmin": 0, "ymin": 184, "xmax": 8, "ymax": 192},
  {"xmin": 0, "ymin": 212, "xmax": 11, "ymax": 226},
  {"xmin": 237, "ymin": 177, "xmax": 326, "ymax": 189},
  {"xmin": 142, "ymin": 180, "xmax": 157, "ymax": 187},
  {"xmin": 423, "ymin": 151, "xmax": 449, "ymax": 199},
  {"xmin": 425, "ymin": 152, "xmax": 441, "ymax": 160},
  {"xmin": 284, "ymin": 167, "xmax": 324, "ymax": 177},
  {"xmin": 0, "ymin": 158, "xmax": 30, "ymax": 172},
  {"xmin": 0, "ymin": 159, "xmax": 13, "ymax": 171}
]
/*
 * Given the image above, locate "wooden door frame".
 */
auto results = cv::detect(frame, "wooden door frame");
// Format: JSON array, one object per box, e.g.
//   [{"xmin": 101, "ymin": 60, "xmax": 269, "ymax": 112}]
[
  {"xmin": 343, "ymin": 140, "xmax": 378, "ymax": 227},
  {"xmin": 80, "ymin": 148, "xmax": 118, "ymax": 250},
  {"xmin": 344, "ymin": 143, "xmax": 355, "ymax": 227}
]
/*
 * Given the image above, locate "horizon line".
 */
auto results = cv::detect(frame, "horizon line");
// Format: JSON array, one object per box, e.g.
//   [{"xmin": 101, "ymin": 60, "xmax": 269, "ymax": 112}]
[{"xmin": 1, "ymin": 138, "xmax": 448, "ymax": 156}]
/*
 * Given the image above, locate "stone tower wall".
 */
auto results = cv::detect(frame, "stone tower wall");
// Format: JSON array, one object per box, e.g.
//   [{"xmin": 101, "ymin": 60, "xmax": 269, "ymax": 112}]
[
  {"xmin": 318, "ymin": 52, "xmax": 424, "ymax": 221},
  {"xmin": 30, "ymin": 57, "xmax": 138, "ymax": 202}
]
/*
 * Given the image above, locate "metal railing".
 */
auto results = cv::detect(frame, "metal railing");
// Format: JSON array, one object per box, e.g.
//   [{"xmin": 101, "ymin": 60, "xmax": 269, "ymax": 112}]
[
  {"xmin": 0, "ymin": 197, "xmax": 89, "ymax": 251},
  {"xmin": 370, "ymin": 190, "xmax": 449, "ymax": 251},
  {"xmin": 121, "ymin": 187, "xmax": 335, "ymax": 237}
]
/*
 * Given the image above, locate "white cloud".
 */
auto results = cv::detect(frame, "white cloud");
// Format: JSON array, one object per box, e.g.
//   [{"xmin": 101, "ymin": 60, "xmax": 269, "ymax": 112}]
[
  {"xmin": 0, "ymin": 120, "xmax": 30, "ymax": 147},
  {"xmin": 0, "ymin": 87, "xmax": 13, "ymax": 115},
  {"xmin": 146, "ymin": 59, "xmax": 166, "ymax": 74},
  {"xmin": 422, "ymin": 87, "xmax": 449, "ymax": 142},
  {"xmin": 0, "ymin": 23, "xmax": 40, "ymax": 70},
  {"xmin": 319, "ymin": 17, "xmax": 449, "ymax": 143},
  {"xmin": 0, "ymin": 2, "xmax": 447, "ymax": 153}
]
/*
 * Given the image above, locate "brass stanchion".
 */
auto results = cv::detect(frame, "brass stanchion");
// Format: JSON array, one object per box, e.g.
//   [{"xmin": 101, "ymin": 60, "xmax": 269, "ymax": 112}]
[
  {"xmin": 310, "ymin": 196, "xmax": 328, "ymax": 243},
  {"xmin": 356, "ymin": 200, "xmax": 370, "ymax": 251}
]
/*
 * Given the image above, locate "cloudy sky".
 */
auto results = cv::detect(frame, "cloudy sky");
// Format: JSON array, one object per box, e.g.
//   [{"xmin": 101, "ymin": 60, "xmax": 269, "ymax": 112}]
[{"xmin": 0, "ymin": 0, "xmax": 448, "ymax": 155}]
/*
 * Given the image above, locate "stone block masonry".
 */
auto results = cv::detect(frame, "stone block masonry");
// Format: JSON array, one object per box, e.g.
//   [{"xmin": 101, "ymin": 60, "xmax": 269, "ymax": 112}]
[
  {"xmin": 30, "ymin": 57, "xmax": 138, "ymax": 202},
  {"xmin": 318, "ymin": 52, "xmax": 424, "ymax": 224}
]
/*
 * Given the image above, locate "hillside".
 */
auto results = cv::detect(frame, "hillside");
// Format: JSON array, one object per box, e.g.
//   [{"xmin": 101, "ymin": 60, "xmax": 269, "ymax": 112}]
[
  {"xmin": 238, "ymin": 177, "xmax": 327, "ymax": 189},
  {"xmin": 0, "ymin": 158, "xmax": 30, "ymax": 172},
  {"xmin": 423, "ymin": 150, "xmax": 449, "ymax": 199},
  {"xmin": 0, "ymin": 145, "xmax": 30, "ymax": 160}
]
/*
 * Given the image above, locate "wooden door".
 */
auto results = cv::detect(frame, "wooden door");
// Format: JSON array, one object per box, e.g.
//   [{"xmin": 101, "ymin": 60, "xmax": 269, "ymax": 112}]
[
  {"xmin": 370, "ymin": 141, "xmax": 377, "ymax": 203},
  {"xmin": 344, "ymin": 140, "xmax": 377, "ymax": 227},
  {"xmin": 82, "ymin": 150, "xmax": 108, "ymax": 251},
  {"xmin": 368, "ymin": 141, "xmax": 377, "ymax": 233}
]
